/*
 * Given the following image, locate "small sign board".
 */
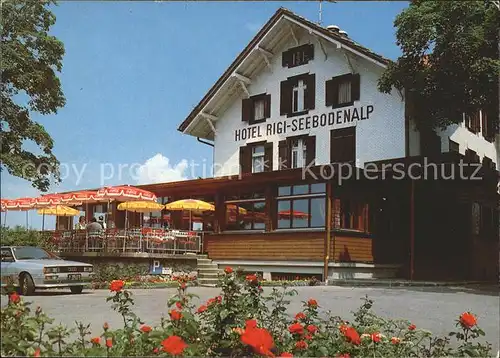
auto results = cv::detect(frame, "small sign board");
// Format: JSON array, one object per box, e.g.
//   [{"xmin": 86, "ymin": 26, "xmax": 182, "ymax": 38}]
[{"xmin": 150, "ymin": 259, "xmax": 173, "ymax": 275}]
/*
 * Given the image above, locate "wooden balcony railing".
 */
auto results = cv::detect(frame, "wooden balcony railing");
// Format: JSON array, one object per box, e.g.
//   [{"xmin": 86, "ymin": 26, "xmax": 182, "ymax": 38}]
[{"xmin": 48, "ymin": 228, "xmax": 203, "ymax": 255}]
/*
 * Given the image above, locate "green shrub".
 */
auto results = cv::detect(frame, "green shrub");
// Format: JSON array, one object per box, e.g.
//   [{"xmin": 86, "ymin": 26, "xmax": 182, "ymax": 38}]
[{"xmin": 0, "ymin": 226, "xmax": 55, "ymax": 252}]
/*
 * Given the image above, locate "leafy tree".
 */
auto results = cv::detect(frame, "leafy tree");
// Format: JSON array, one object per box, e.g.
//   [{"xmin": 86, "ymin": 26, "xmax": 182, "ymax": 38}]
[
  {"xmin": 378, "ymin": 0, "xmax": 500, "ymax": 133},
  {"xmin": 1, "ymin": 0, "xmax": 65, "ymax": 192}
]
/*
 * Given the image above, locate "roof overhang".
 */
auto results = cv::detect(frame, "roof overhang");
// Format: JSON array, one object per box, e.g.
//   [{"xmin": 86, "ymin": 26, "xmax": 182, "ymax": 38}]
[{"xmin": 177, "ymin": 7, "xmax": 391, "ymax": 141}]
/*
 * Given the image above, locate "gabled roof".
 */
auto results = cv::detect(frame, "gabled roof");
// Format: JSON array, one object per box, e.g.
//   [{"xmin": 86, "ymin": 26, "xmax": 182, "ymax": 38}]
[{"xmin": 177, "ymin": 7, "xmax": 392, "ymax": 138}]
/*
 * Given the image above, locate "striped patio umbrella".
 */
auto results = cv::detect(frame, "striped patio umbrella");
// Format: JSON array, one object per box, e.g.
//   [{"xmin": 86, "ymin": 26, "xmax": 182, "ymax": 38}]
[
  {"xmin": 1, "ymin": 198, "xmax": 35, "ymax": 227},
  {"xmin": 96, "ymin": 185, "xmax": 157, "ymax": 202}
]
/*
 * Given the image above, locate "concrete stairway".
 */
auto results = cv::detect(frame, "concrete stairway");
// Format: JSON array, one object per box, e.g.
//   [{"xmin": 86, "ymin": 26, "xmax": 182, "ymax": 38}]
[{"xmin": 197, "ymin": 256, "xmax": 221, "ymax": 286}]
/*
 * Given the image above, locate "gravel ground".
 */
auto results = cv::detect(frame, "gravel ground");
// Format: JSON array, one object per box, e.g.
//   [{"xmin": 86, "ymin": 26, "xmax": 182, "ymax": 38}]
[{"xmin": 1, "ymin": 285, "xmax": 498, "ymax": 352}]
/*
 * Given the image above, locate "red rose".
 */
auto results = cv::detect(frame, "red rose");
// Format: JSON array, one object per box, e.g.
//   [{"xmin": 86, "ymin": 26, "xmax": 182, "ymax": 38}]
[
  {"xmin": 91, "ymin": 337, "xmax": 100, "ymax": 345},
  {"xmin": 224, "ymin": 266, "xmax": 233, "ymax": 274},
  {"xmin": 459, "ymin": 312, "xmax": 477, "ymax": 329},
  {"xmin": 391, "ymin": 337, "xmax": 401, "ymax": 344},
  {"xmin": 106, "ymin": 338, "xmax": 113, "ymax": 348},
  {"xmin": 246, "ymin": 274, "xmax": 258, "ymax": 283},
  {"xmin": 288, "ymin": 323, "xmax": 304, "ymax": 335},
  {"xmin": 280, "ymin": 353, "xmax": 293, "ymax": 357},
  {"xmin": 307, "ymin": 298, "xmax": 318, "ymax": 307},
  {"xmin": 9, "ymin": 293, "xmax": 20, "ymax": 304},
  {"xmin": 307, "ymin": 325, "xmax": 318, "ymax": 334},
  {"xmin": 305, "ymin": 334, "xmax": 313, "ymax": 340},
  {"xmin": 141, "ymin": 325, "xmax": 152, "ymax": 333},
  {"xmin": 337, "ymin": 354, "xmax": 350, "ymax": 358},
  {"xmin": 153, "ymin": 347, "xmax": 159, "ymax": 353},
  {"xmin": 169, "ymin": 309, "xmax": 182, "ymax": 321},
  {"xmin": 109, "ymin": 280, "xmax": 124, "ymax": 292},
  {"xmin": 295, "ymin": 312, "xmax": 306, "ymax": 321},
  {"xmin": 246, "ymin": 319, "xmax": 258, "ymax": 329},
  {"xmin": 162, "ymin": 336, "xmax": 187, "ymax": 355},
  {"xmin": 216, "ymin": 295, "xmax": 222, "ymax": 303},
  {"xmin": 180, "ymin": 282, "xmax": 187, "ymax": 290},
  {"xmin": 341, "ymin": 326, "xmax": 360, "ymax": 345},
  {"xmin": 34, "ymin": 348, "xmax": 41, "ymax": 357},
  {"xmin": 9, "ymin": 292, "xmax": 20, "ymax": 304},
  {"xmin": 175, "ymin": 301, "xmax": 183, "ymax": 310},
  {"xmin": 240, "ymin": 324, "xmax": 274, "ymax": 357},
  {"xmin": 295, "ymin": 340, "xmax": 308, "ymax": 350},
  {"xmin": 408, "ymin": 324, "xmax": 416, "ymax": 331},
  {"xmin": 197, "ymin": 305, "xmax": 207, "ymax": 313},
  {"xmin": 371, "ymin": 332, "xmax": 381, "ymax": 343}
]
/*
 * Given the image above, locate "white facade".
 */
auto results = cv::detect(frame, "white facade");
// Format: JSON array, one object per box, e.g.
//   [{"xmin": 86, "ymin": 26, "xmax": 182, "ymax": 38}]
[
  {"xmin": 212, "ymin": 34, "xmax": 406, "ymax": 177},
  {"xmin": 409, "ymin": 115, "xmax": 499, "ymax": 166}
]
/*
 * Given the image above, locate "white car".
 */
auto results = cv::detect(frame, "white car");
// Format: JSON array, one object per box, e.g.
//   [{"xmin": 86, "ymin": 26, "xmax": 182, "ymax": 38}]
[{"xmin": 1, "ymin": 246, "xmax": 94, "ymax": 295}]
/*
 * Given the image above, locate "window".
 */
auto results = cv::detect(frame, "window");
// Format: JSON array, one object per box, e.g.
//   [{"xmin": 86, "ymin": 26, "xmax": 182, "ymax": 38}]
[
  {"xmin": 465, "ymin": 110, "xmax": 480, "ymax": 134},
  {"xmin": 276, "ymin": 183, "xmax": 326, "ymax": 229},
  {"xmin": 280, "ymin": 73, "xmax": 315, "ymax": 117},
  {"xmin": 481, "ymin": 109, "xmax": 497, "ymax": 142},
  {"xmin": 240, "ymin": 142, "xmax": 273, "ymax": 174},
  {"xmin": 292, "ymin": 80, "xmax": 306, "ymax": 113},
  {"xmin": 291, "ymin": 138, "xmax": 307, "ymax": 169},
  {"xmin": 1, "ymin": 248, "xmax": 14, "ymax": 262},
  {"xmin": 252, "ymin": 145, "xmax": 265, "ymax": 173},
  {"xmin": 331, "ymin": 127, "xmax": 355, "ymax": 163},
  {"xmin": 282, "ymin": 44, "xmax": 314, "ymax": 68},
  {"xmin": 326, "ymin": 73, "xmax": 360, "ymax": 108},
  {"xmin": 332, "ymin": 198, "xmax": 369, "ymax": 232},
  {"xmin": 225, "ymin": 192, "xmax": 266, "ymax": 231},
  {"xmin": 242, "ymin": 93, "xmax": 271, "ymax": 124},
  {"xmin": 279, "ymin": 135, "xmax": 316, "ymax": 170},
  {"xmin": 464, "ymin": 149, "xmax": 480, "ymax": 163}
]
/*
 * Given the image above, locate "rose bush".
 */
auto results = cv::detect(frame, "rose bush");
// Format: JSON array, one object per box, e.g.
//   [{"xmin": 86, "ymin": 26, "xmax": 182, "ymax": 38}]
[{"xmin": 0, "ymin": 268, "xmax": 494, "ymax": 357}]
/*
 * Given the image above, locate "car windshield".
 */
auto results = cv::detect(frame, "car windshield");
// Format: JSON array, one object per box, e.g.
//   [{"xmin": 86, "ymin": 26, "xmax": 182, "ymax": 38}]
[{"xmin": 12, "ymin": 247, "xmax": 61, "ymax": 260}]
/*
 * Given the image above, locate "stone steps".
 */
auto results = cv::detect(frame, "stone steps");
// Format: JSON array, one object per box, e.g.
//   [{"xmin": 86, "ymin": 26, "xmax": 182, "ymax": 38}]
[{"xmin": 197, "ymin": 257, "xmax": 221, "ymax": 286}]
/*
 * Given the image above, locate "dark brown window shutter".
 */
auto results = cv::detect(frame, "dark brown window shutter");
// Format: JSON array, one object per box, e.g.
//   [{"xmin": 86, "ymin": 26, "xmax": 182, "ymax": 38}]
[
  {"xmin": 241, "ymin": 98, "xmax": 253, "ymax": 122},
  {"xmin": 282, "ymin": 50, "xmax": 291, "ymax": 67},
  {"xmin": 264, "ymin": 94, "xmax": 271, "ymax": 119},
  {"xmin": 305, "ymin": 135, "xmax": 316, "ymax": 166},
  {"xmin": 278, "ymin": 140, "xmax": 289, "ymax": 170},
  {"xmin": 325, "ymin": 78, "xmax": 338, "ymax": 107},
  {"xmin": 280, "ymin": 80, "xmax": 292, "ymax": 116},
  {"xmin": 351, "ymin": 73, "xmax": 360, "ymax": 101},
  {"xmin": 305, "ymin": 44, "xmax": 314, "ymax": 61},
  {"xmin": 239, "ymin": 146, "xmax": 251, "ymax": 174},
  {"xmin": 304, "ymin": 74, "xmax": 316, "ymax": 110},
  {"xmin": 264, "ymin": 142, "xmax": 273, "ymax": 172},
  {"xmin": 331, "ymin": 127, "xmax": 355, "ymax": 163}
]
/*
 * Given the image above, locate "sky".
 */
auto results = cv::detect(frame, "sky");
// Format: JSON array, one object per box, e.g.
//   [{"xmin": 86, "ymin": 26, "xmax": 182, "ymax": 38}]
[{"xmin": 1, "ymin": 0, "xmax": 409, "ymax": 229}]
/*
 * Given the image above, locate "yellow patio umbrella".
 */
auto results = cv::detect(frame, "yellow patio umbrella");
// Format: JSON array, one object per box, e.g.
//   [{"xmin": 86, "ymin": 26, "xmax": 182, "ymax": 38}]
[
  {"xmin": 37, "ymin": 205, "xmax": 80, "ymax": 230},
  {"xmin": 164, "ymin": 199, "xmax": 215, "ymax": 230},
  {"xmin": 117, "ymin": 201, "xmax": 164, "ymax": 213},
  {"xmin": 117, "ymin": 201, "xmax": 165, "ymax": 228}
]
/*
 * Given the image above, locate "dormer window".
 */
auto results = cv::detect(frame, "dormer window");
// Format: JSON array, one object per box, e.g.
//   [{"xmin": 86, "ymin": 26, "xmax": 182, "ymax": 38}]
[
  {"xmin": 282, "ymin": 44, "xmax": 314, "ymax": 68},
  {"xmin": 242, "ymin": 93, "xmax": 271, "ymax": 124},
  {"xmin": 280, "ymin": 73, "xmax": 315, "ymax": 118},
  {"xmin": 326, "ymin": 73, "xmax": 360, "ymax": 109}
]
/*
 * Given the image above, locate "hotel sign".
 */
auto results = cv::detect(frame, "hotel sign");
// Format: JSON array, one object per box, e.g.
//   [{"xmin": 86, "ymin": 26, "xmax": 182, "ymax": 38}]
[{"xmin": 234, "ymin": 104, "xmax": 374, "ymax": 142}]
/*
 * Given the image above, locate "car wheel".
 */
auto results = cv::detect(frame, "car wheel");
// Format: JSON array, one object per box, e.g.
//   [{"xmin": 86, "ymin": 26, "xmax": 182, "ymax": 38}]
[
  {"xmin": 20, "ymin": 273, "xmax": 35, "ymax": 296},
  {"xmin": 70, "ymin": 286, "xmax": 84, "ymax": 294}
]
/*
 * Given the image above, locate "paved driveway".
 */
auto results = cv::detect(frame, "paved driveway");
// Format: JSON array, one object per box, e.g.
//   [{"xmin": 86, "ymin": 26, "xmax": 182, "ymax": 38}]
[{"xmin": 1, "ymin": 285, "xmax": 498, "ymax": 352}]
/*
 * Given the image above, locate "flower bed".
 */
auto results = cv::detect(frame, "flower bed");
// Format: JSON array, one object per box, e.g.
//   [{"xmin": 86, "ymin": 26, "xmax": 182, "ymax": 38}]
[{"xmin": 1, "ymin": 268, "xmax": 493, "ymax": 357}]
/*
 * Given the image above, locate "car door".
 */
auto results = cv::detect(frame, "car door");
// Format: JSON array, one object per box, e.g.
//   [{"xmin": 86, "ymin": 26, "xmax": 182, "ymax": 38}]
[{"xmin": 1, "ymin": 248, "xmax": 16, "ymax": 287}]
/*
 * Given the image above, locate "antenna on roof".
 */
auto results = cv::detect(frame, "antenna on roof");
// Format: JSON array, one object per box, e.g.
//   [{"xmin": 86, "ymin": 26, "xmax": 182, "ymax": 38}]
[{"xmin": 318, "ymin": 0, "xmax": 336, "ymax": 26}]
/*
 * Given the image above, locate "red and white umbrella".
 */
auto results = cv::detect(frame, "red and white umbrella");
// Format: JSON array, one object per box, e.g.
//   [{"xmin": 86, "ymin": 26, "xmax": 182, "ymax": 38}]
[
  {"xmin": 96, "ymin": 185, "xmax": 156, "ymax": 202},
  {"xmin": 60, "ymin": 191, "xmax": 99, "ymax": 206},
  {"xmin": 34, "ymin": 194, "xmax": 63, "ymax": 208},
  {"xmin": 1, "ymin": 198, "xmax": 36, "ymax": 228}
]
